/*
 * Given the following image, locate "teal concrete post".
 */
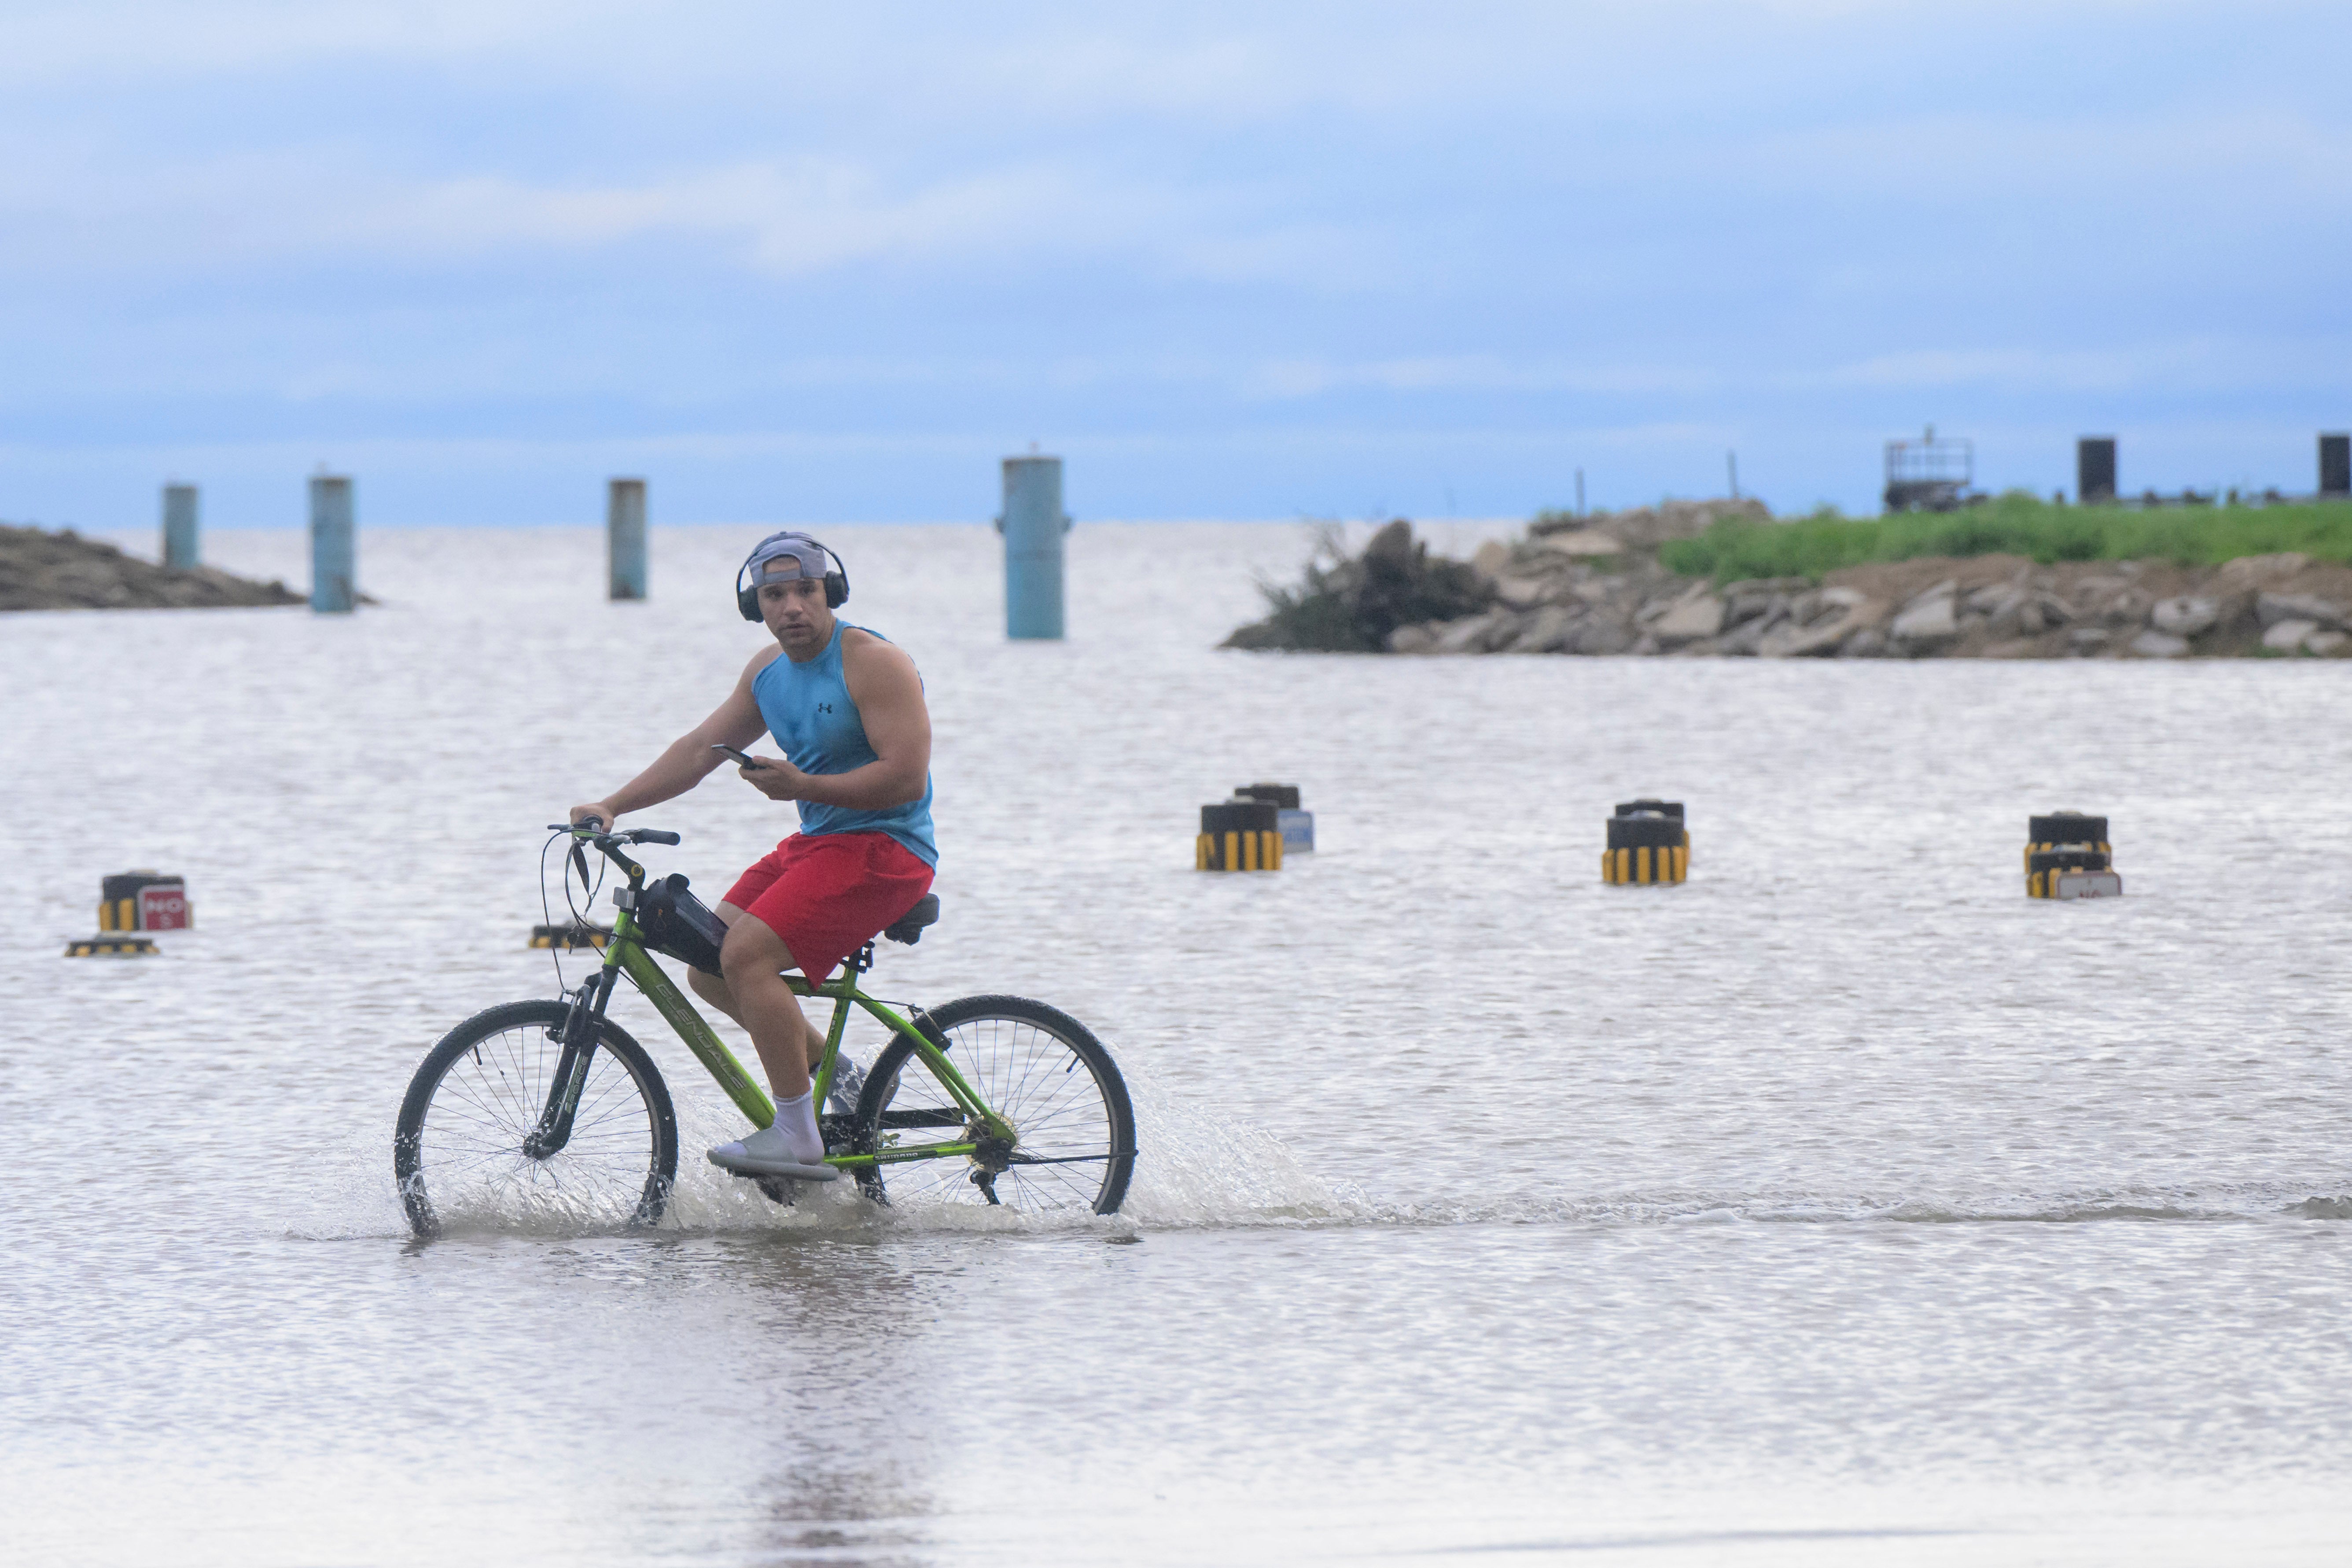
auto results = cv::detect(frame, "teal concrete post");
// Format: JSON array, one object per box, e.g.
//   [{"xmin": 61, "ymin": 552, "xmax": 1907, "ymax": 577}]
[
  {"xmin": 607, "ymin": 477, "xmax": 647, "ymax": 600},
  {"xmin": 996, "ymin": 455, "xmax": 1069, "ymax": 639},
  {"xmin": 162, "ymin": 484, "xmax": 199, "ymax": 570},
  {"xmin": 309, "ymin": 474, "xmax": 355, "ymax": 613}
]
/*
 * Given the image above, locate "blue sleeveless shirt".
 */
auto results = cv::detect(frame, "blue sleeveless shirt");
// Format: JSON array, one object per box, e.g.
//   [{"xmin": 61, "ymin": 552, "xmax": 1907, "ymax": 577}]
[{"xmin": 751, "ymin": 623, "xmax": 938, "ymax": 866}]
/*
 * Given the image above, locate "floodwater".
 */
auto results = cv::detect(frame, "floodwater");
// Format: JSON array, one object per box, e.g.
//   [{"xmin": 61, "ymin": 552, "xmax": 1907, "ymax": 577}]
[{"xmin": 6, "ymin": 520, "xmax": 2351, "ymax": 1567}]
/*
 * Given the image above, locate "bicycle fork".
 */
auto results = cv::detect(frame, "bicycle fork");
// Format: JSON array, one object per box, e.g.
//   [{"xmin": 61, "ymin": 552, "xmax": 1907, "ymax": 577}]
[{"xmin": 522, "ymin": 967, "xmax": 618, "ymax": 1160}]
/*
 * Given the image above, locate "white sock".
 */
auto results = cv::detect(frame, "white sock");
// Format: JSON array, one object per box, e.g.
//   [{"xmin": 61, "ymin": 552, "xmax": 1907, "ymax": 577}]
[{"xmin": 773, "ymin": 1090, "xmax": 825, "ymax": 1164}]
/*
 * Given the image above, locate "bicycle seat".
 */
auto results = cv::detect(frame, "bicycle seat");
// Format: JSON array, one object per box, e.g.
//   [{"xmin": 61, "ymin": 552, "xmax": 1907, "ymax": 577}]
[{"xmin": 883, "ymin": 894, "xmax": 940, "ymax": 945}]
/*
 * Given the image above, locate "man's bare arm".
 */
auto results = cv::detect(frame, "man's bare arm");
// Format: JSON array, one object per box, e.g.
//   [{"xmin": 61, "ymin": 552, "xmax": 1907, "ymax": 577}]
[
  {"xmin": 569, "ymin": 650, "xmax": 775, "ymax": 824},
  {"xmin": 738, "ymin": 632, "xmax": 930, "ymax": 810}
]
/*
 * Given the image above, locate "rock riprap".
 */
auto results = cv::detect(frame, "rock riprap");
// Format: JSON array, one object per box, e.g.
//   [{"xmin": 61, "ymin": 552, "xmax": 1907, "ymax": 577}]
[
  {"xmin": 0, "ymin": 523, "xmax": 303, "ymax": 612},
  {"xmin": 1223, "ymin": 511, "xmax": 2352, "ymax": 659}
]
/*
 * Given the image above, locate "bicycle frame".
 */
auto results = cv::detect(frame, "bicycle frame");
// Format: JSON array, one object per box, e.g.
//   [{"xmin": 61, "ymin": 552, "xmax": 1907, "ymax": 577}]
[{"xmin": 531, "ymin": 839, "xmax": 1011, "ymax": 1173}]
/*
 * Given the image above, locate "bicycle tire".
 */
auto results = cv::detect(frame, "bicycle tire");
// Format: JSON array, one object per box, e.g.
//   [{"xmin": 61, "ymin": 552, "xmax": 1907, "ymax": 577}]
[
  {"xmin": 394, "ymin": 999, "xmax": 678, "ymax": 1239},
  {"xmin": 853, "ymin": 994, "xmax": 1136, "ymax": 1216}
]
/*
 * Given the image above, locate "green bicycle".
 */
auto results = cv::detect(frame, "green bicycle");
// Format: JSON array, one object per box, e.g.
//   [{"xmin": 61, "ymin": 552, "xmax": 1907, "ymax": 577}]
[{"xmin": 393, "ymin": 824, "xmax": 1137, "ymax": 1237}]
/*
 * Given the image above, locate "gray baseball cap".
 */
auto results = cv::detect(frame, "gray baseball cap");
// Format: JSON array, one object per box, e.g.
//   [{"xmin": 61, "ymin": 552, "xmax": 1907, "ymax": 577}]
[{"xmin": 744, "ymin": 530, "xmax": 831, "ymax": 582}]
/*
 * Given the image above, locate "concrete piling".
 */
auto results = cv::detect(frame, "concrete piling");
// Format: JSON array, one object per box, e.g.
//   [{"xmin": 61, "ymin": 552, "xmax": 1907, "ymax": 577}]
[
  {"xmin": 997, "ymin": 455, "xmax": 1069, "ymax": 640},
  {"xmin": 309, "ymin": 474, "xmax": 356, "ymax": 613},
  {"xmin": 607, "ymin": 478, "xmax": 647, "ymax": 601},
  {"xmin": 2077, "ymin": 438, "xmax": 2117, "ymax": 505},
  {"xmin": 162, "ymin": 484, "xmax": 199, "ymax": 570}
]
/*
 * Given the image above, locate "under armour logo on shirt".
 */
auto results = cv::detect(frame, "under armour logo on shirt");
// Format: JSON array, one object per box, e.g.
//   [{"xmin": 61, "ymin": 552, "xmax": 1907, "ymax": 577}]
[{"xmin": 817, "ymin": 702, "xmax": 834, "ymax": 714}]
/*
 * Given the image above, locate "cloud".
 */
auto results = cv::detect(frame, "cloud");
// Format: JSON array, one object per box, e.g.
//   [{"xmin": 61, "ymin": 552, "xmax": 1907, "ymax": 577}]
[
  {"xmin": 1244, "ymin": 356, "xmax": 1728, "ymax": 399},
  {"xmin": 6, "ymin": 2, "xmax": 2345, "ymax": 296},
  {"xmin": 392, "ymin": 161, "xmax": 1103, "ymax": 276},
  {"xmin": 0, "ymin": 0, "xmax": 599, "ymax": 81},
  {"xmin": 1709, "ymin": 111, "xmax": 2352, "ymax": 207},
  {"xmin": 1806, "ymin": 339, "xmax": 2352, "ymax": 395},
  {"xmin": 3, "ymin": 0, "xmax": 2348, "ymax": 524},
  {"xmin": 1240, "ymin": 335, "xmax": 2352, "ymax": 403},
  {"xmin": 0, "ymin": 139, "xmax": 1387, "ymax": 290}
]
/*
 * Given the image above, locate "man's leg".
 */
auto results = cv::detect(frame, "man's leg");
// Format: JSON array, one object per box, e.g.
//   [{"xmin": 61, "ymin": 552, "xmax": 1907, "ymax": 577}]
[
  {"xmin": 685, "ymin": 963, "xmax": 742, "ymax": 1025},
  {"xmin": 706, "ymin": 912, "xmax": 832, "ymax": 1174},
  {"xmin": 687, "ymin": 902, "xmax": 749, "ymax": 1026},
  {"xmin": 691, "ymin": 902, "xmax": 825, "ymax": 1077},
  {"xmin": 718, "ymin": 913, "xmax": 816, "ymax": 1102}
]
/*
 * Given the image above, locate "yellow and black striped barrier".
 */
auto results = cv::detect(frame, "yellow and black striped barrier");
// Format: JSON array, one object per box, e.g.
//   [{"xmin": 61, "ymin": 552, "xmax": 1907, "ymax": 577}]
[
  {"xmin": 530, "ymin": 922, "xmax": 613, "ymax": 950},
  {"xmin": 1197, "ymin": 800, "xmax": 1283, "ymax": 872},
  {"xmin": 2024, "ymin": 812, "xmax": 2109, "ymax": 872},
  {"xmin": 99, "ymin": 870, "xmax": 188, "ymax": 931},
  {"xmin": 73, "ymin": 870, "xmax": 187, "ymax": 956},
  {"xmin": 65, "ymin": 933, "xmax": 159, "ymax": 957},
  {"xmin": 2025, "ymin": 811, "xmax": 2122, "ymax": 898},
  {"xmin": 1604, "ymin": 800, "xmax": 1689, "ymax": 885},
  {"xmin": 2028, "ymin": 849, "xmax": 2121, "ymax": 899}
]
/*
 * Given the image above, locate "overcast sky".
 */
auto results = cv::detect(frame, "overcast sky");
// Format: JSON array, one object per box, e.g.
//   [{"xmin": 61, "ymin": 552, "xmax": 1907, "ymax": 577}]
[{"xmin": 4, "ymin": 0, "xmax": 2347, "ymax": 528}]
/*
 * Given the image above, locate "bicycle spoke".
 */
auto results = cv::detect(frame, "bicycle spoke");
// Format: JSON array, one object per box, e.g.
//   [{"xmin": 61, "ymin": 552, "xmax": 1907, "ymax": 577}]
[
  {"xmin": 861, "ymin": 1000, "xmax": 1130, "ymax": 1216},
  {"xmin": 405, "ymin": 1012, "xmax": 666, "ymax": 1231}
]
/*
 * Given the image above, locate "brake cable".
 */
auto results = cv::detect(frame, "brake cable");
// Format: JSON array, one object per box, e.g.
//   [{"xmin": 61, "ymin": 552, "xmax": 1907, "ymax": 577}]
[
  {"xmin": 539, "ymin": 825, "xmax": 609, "ymax": 1000},
  {"xmin": 539, "ymin": 828, "xmax": 570, "ymax": 996}
]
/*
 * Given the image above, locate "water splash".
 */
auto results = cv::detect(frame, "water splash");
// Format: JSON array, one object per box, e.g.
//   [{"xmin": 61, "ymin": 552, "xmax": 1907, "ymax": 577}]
[{"xmin": 310, "ymin": 1058, "xmax": 2352, "ymax": 1243}]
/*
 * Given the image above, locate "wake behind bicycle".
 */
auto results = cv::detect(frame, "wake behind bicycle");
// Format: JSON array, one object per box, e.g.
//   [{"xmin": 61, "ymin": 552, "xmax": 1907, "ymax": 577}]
[{"xmin": 391, "ymin": 823, "xmax": 1137, "ymax": 1238}]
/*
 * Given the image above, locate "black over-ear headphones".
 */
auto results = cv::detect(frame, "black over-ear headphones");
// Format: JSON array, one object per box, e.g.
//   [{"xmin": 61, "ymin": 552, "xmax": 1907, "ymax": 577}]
[{"xmin": 736, "ymin": 534, "xmax": 850, "ymax": 620}]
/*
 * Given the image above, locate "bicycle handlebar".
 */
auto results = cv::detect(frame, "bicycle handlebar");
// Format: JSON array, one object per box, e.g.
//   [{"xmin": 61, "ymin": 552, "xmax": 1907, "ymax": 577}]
[{"xmin": 546, "ymin": 823, "xmax": 682, "ymax": 847}]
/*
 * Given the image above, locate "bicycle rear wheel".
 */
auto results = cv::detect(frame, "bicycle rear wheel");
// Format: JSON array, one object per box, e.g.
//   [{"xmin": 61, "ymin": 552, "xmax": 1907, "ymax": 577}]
[
  {"xmin": 394, "ymin": 999, "xmax": 678, "ymax": 1238},
  {"xmin": 854, "ymin": 994, "xmax": 1136, "ymax": 1216}
]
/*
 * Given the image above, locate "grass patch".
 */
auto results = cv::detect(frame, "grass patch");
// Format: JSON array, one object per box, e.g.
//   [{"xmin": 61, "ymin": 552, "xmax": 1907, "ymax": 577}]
[{"xmin": 1658, "ymin": 492, "xmax": 2352, "ymax": 583}]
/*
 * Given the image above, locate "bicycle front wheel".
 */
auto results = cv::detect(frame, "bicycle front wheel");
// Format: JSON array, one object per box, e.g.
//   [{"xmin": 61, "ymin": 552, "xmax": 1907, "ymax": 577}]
[
  {"xmin": 394, "ymin": 999, "xmax": 678, "ymax": 1238},
  {"xmin": 854, "ymin": 994, "xmax": 1136, "ymax": 1216}
]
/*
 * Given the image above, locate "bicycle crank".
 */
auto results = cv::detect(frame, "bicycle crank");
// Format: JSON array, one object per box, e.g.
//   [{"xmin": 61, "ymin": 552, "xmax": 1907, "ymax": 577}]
[{"xmin": 966, "ymin": 1127, "xmax": 1016, "ymax": 1205}]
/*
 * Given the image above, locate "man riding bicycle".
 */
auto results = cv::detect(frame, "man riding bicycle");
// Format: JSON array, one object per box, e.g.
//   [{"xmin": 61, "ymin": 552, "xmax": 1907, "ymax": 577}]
[{"xmin": 569, "ymin": 530, "xmax": 936, "ymax": 1183}]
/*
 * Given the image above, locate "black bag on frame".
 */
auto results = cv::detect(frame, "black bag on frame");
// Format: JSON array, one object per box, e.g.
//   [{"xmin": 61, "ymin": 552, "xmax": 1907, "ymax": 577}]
[{"xmin": 631, "ymin": 873, "xmax": 728, "ymax": 974}]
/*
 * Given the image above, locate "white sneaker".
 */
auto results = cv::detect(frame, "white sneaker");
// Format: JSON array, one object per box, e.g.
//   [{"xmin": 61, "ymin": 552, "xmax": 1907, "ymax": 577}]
[
  {"xmin": 825, "ymin": 1055, "xmax": 867, "ymax": 1115},
  {"xmin": 708, "ymin": 1122, "xmax": 838, "ymax": 1182}
]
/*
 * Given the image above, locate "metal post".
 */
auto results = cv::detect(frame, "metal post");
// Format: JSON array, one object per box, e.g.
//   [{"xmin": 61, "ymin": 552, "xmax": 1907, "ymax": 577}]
[
  {"xmin": 607, "ymin": 478, "xmax": 647, "ymax": 600},
  {"xmin": 2077, "ymin": 438, "xmax": 2117, "ymax": 505},
  {"xmin": 1575, "ymin": 468, "xmax": 1585, "ymax": 517},
  {"xmin": 162, "ymin": 484, "xmax": 199, "ymax": 570},
  {"xmin": 309, "ymin": 474, "xmax": 355, "ymax": 613},
  {"xmin": 1726, "ymin": 451, "xmax": 1740, "ymax": 500},
  {"xmin": 997, "ymin": 455, "xmax": 1069, "ymax": 640},
  {"xmin": 2320, "ymin": 434, "xmax": 2350, "ymax": 499}
]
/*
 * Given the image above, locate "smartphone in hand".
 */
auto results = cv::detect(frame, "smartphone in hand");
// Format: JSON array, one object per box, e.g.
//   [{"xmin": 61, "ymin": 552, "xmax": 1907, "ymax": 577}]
[{"xmin": 710, "ymin": 743, "xmax": 771, "ymax": 770}]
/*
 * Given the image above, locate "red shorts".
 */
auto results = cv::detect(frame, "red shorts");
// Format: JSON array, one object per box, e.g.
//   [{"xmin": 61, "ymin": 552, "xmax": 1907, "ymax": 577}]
[{"xmin": 722, "ymin": 832, "xmax": 935, "ymax": 982}]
